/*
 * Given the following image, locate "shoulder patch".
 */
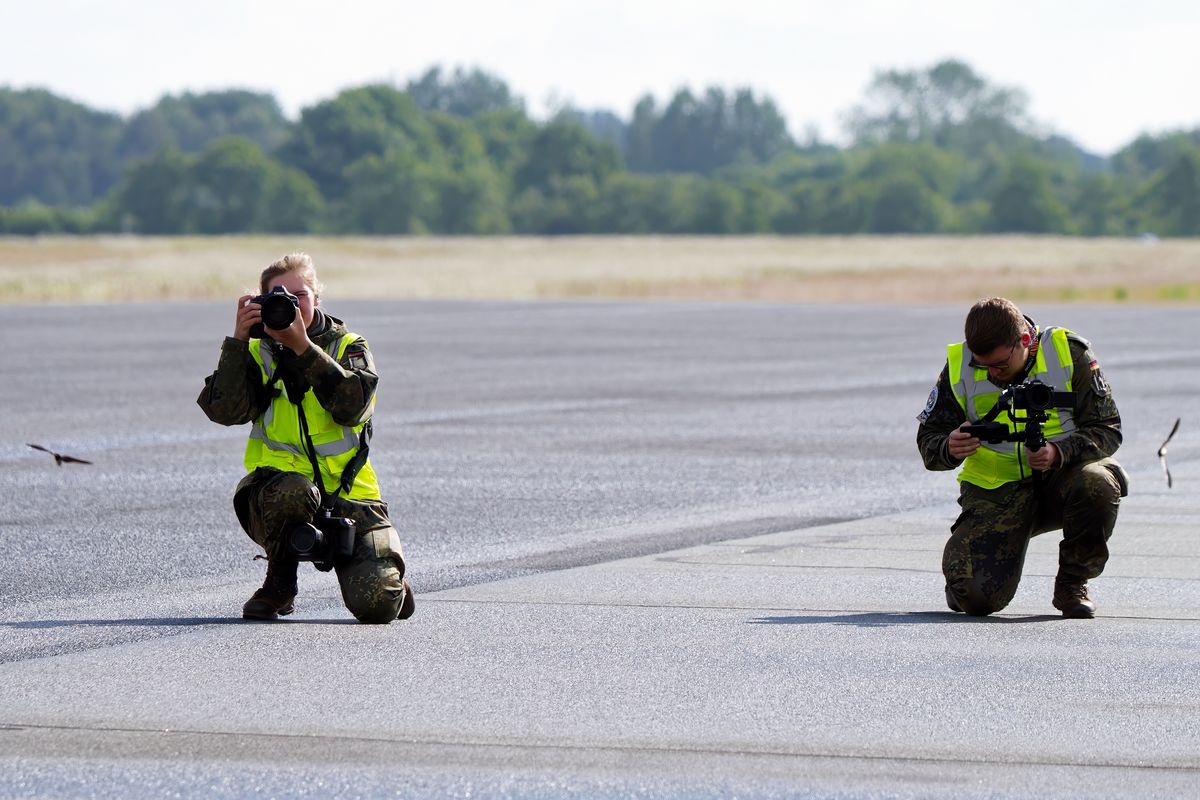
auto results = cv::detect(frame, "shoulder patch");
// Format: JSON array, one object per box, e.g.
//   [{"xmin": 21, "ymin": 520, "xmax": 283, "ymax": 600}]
[
  {"xmin": 342, "ymin": 344, "xmax": 369, "ymax": 371},
  {"xmin": 917, "ymin": 383, "xmax": 938, "ymax": 422},
  {"xmin": 1091, "ymin": 368, "xmax": 1111, "ymax": 397}
]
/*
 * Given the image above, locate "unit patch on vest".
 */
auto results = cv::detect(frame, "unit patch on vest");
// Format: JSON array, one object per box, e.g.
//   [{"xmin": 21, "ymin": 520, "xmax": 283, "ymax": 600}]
[{"xmin": 917, "ymin": 383, "xmax": 938, "ymax": 422}]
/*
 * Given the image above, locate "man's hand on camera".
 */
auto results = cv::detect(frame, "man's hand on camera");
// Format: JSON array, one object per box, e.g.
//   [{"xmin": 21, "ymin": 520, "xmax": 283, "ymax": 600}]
[
  {"xmin": 234, "ymin": 295, "xmax": 260, "ymax": 341},
  {"xmin": 947, "ymin": 426, "xmax": 981, "ymax": 461},
  {"xmin": 267, "ymin": 311, "xmax": 312, "ymax": 356},
  {"xmin": 1026, "ymin": 441, "xmax": 1061, "ymax": 470}
]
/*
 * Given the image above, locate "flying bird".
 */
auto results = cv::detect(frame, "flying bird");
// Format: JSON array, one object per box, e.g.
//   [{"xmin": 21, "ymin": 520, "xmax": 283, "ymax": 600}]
[
  {"xmin": 1157, "ymin": 418, "xmax": 1180, "ymax": 489},
  {"xmin": 27, "ymin": 443, "xmax": 92, "ymax": 466}
]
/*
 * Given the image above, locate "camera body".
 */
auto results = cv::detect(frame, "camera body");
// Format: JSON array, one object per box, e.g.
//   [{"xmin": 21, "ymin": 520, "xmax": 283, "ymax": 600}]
[
  {"xmin": 249, "ymin": 286, "xmax": 300, "ymax": 338},
  {"xmin": 1005, "ymin": 380, "xmax": 1055, "ymax": 411},
  {"xmin": 285, "ymin": 509, "xmax": 356, "ymax": 572},
  {"xmin": 960, "ymin": 379, "xmax": 1073, "ymax": 451}
]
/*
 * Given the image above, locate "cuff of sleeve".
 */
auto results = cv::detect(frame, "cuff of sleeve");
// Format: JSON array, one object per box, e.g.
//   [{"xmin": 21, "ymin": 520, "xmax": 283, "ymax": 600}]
[
  {"xmin": 941, "ymin": 438, "xmax": 963, "ymax": 467},
  {"xmin": 1054, "ymin": 439, "xmax": 1075, "ymax": 467}
]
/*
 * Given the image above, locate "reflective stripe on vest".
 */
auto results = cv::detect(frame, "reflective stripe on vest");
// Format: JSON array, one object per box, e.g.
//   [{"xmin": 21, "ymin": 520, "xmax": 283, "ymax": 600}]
[
  {"xmin": 947, "ymin": 326, "xmax": 1075, "ymax": 489},
  {"xmin": 244, "ymin": 333, "xmax": 379, "ymax": 500}
]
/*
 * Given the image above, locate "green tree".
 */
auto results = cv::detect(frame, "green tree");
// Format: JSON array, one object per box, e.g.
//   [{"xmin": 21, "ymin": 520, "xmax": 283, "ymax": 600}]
[
  {"xmin": 1069, "ymin": 174, "xmax": 1128, "ymax": 236},
  {"xmin": 1138, "ymin": 149, "xmax": 1200, "ymax": 235},
  {"xmin": 116, "ymin": 90, "xmax": 290, "ymax": 161},
  {"xmin": 625, "ymin": 87, "xmax": 794, "ymax": 173},
  {"xmin": 865, "ymin": 174, "xmax": 947, "ymax": 233},
  {"xmin": 986, "ymin": 155, "xmax": 1073, "ymax": 233},
  {"xmin": 692, "ymin": 179, "xmax": 744, "ymax": 233},
  {"xmin": 845, "ymin": 60, "xmax": 1031, "ymax": 156},
  {"xmin": 406, "ymin": 66, "xmax": 523, "ymax": 117},
  {"xmin": 260, "ymin": 168, "xmax": 324, "ymax": 233},
  {"xmin": 428, "ymin": 114, "xmax": 509, "ymax": 233},
  {"xmin": 337, "ymin": 150, "xmax": 437, "ymax": 234},
  {"xmin": 278, "ymin": 85, "xmax": 439, "ymax": 201},
  {"xmin": 189, "ymin": 137, "xmax": 278, "ymax": 233},
  {"xmin": 511, "ymin": 175, "xmax": 600, "ymax": 234},
  {"xmin": 114, "ymin": 147, "xmax": 194, "ymax": 233},
  {"xmin": 0, "ymin": 88, "xmax": 124, "ymax": 206},
  {"xmin": 470, "ymin": 108, "xmax": 538, "ymax": 188},
  {"xmin": 514, "ymin": 120, "xmax": 620, "ymax": 191}
]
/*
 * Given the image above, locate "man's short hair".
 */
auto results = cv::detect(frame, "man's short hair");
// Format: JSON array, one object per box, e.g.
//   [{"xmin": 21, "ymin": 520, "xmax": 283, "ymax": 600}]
[{"xmin": 964, "ymin": 297, "xmax": 1027, "ymax": 355}]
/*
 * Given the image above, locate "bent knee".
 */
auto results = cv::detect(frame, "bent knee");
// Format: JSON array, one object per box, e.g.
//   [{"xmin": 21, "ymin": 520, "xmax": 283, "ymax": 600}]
[
  {"xmin": 959, "ymin": 597, "xmax": 1009, "ymax": 616},
  {"xmin": 340, "ymin": 563, "xmax": 405, "ymax": 624},
  {"xmin": 347, "ymin": 592, "xmax": 403, "ymax": 624},
  {"xmin": 948, "ymin": 581, "xmax": 1013, "ymax": 616},
  {"xmin": 1075, "ymin": 462, "xmax": 1122, "ymax": 503}
]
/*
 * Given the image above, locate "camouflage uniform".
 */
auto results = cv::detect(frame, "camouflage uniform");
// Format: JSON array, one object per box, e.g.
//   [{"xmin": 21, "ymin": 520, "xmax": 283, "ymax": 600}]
[
  {"xmin": 916, "ymin": 319, "xmax": 1125, "ymax": 615},
  {"xmin": 198, "ymin": 310, "xmax": 408, "ymax": 624}
]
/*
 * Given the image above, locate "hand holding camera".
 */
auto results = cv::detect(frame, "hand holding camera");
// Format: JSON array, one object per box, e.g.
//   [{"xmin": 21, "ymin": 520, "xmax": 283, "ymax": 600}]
[{"xmin": 234, "ymin": 286, "xmax": 310, "ymax": 354}]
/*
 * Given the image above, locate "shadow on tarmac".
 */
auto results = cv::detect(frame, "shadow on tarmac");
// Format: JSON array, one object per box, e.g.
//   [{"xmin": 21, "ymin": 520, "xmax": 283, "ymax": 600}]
[
  {"xmin": 748, "ymin": 611, "xmax": 1063, "ymax": 627},
  {"xmin": 4, "ymin": 617, "xmax": 359, "ymax": 628}
]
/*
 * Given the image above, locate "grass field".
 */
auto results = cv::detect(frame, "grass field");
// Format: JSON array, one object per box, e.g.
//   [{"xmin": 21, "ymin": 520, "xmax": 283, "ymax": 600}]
[{"xmin": 1, "ymin": 235, "xmax": 1198, "ymax": 304}]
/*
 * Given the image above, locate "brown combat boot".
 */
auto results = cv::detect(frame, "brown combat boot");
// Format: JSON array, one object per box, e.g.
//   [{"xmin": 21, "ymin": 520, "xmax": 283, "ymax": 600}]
[
  {"xmin": 1052, "ymin": 578, "xmax": 1096, "ymax": 619},
  {"xmin": 242, "ymin": 558, "xmax": 298, "ymax": 620}
]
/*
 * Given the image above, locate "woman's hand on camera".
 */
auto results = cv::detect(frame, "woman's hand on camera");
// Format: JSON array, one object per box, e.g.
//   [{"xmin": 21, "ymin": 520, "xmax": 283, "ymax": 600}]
[
  {"xmin": 234, "ymin": 295, "xmax": 260, "ymax": 341},
  {"xmin": 267, "ymin": 310, "xmax": 312, "ymax": 356}
]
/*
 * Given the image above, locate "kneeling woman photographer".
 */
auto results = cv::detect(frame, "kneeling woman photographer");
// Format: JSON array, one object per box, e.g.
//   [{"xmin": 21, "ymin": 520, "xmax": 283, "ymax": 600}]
[{"xmin": 198, "ymin": 252, "xmax": 412, "ymax": 623}]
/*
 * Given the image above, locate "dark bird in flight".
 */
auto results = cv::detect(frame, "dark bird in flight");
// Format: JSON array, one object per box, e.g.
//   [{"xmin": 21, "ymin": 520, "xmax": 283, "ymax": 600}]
[
  {"xmin": 27, "ymin": 443, "xmax": 92, "ymax": 466},
  {"xmin": 1157, "ymin": 418, "xmax": 1180, "ymax": 489}
]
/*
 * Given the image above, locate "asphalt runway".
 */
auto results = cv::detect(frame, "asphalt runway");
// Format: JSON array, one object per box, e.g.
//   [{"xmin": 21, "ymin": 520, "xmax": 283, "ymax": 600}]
[{"xmin": 1, "ymin": 300, "xmax": 1197, "ymax": 798}]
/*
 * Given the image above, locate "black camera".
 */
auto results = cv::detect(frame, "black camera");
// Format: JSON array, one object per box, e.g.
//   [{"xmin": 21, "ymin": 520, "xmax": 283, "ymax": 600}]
[
  {"xmin": 249, "ymin": 286, "xmax": 300, "ymax": 338},
  {"xmin": 1005, "ymin": 380, "xmax": 1055, "ymax": 411},
  {"xmin": 285, "ymin": 509, "xmax": 356, "ymax": 572},
  {"xmin": 961, "ymin": 379, "xmax": 1074, "ymax": 451}
]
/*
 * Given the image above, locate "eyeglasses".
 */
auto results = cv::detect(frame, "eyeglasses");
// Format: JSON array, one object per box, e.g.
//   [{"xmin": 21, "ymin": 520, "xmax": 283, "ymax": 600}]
[{"xmin": 968, "ymin": 343, "xmax": 1018, "ymax": 370}]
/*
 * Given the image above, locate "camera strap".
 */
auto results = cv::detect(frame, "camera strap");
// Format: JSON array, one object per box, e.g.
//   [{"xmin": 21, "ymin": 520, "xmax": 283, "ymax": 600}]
[
  {"xmin": 263, "ymin": 341, "xmax": 373, "ymax": 507},
  {"xmin": 294, "ymin": 401, "xmax": 334, "ymax": 511},
  {"xmin": 293, "ymin": 395, "xmax": 373, "ymax": 509}
]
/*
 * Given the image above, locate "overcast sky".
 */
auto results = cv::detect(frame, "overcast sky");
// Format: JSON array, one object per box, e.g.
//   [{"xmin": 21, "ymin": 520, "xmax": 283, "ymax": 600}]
[{"xmin": 4, "ymin": 0, "xmax": 1199, "ymax": 155}]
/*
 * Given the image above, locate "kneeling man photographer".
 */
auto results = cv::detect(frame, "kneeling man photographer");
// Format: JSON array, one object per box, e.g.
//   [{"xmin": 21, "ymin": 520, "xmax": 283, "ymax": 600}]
[
  {"xmin": 198, "ymin": 252, "xmax": 413, "ymax": 623},
  {"xmin": 916, "ymin": 297, "xmax": 1127, "ymax": 618}
]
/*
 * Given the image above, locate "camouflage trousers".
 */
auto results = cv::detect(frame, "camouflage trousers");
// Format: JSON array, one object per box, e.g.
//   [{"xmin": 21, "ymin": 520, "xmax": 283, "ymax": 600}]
[
  {"xmin": 233, "ymin": 468, "xmax": 408, "ymax": 624},
  {"xmin": 943, "ymin": 458, "xmax": 1125, "ymax": 616}
]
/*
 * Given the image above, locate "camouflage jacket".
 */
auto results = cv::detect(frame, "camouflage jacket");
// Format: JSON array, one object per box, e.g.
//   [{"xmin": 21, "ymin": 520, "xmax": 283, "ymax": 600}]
[
  {"xmin": 916, "ymin": 324, "xmax": 1122, "ymax": 472},
  {"xmin": 197, "ymin": 310, "xmax": 379, "ymax": 429}
]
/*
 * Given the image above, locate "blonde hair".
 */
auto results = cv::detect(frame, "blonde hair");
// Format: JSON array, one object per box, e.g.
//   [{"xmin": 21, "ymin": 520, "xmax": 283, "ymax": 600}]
[{"xmin": 259, "ymin": 252, "xmax": 325, "ymax": 297}]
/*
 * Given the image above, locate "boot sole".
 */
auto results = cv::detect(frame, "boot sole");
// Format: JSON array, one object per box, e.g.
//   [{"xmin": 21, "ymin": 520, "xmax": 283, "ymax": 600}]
[{"xmin": 242, "ymin": 603, "xmax": 295, "ymax": 621}]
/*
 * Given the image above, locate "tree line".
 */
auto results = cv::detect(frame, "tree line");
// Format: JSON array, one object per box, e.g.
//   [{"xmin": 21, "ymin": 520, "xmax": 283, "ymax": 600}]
[{"xmin": 2, "ymin": 61, "xmax": 1199, "ymax": 236}]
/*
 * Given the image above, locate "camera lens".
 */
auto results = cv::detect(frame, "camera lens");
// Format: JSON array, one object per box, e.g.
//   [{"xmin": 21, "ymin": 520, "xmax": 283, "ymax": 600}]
[
  {"xmin": 1026, "ymin": 383, "xmax": 1053, "ymax": 409},
  {"xmin": 260, "ymin": 294, "xmax": 297, "ymax": 330},
  {"xmin": 287, "ymin": 523, "xmax": 323, "ymax": 559}
]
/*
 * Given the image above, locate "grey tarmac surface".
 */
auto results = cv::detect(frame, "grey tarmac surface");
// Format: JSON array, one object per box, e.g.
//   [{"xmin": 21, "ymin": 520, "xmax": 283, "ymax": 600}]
[{"xmin": 1, "ymin": 299, "xmax": 1197, "ymax": 798}]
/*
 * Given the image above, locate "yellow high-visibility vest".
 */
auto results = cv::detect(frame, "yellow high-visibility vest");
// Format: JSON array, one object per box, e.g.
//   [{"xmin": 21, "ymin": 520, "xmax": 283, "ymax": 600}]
[
  {"xmin": 244, "ymin": 334, "xmax": 380, "ymax": 501},
  {"xmin": 947, "ymin": 327, "xmax": 1076, "ymax": 489}
]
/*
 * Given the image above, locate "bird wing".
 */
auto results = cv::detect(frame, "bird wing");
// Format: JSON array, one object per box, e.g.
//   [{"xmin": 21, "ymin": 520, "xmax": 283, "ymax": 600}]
[
  {"xmin": 59, "ymin": 455, "xmax": 93, "ymax": 465},
  {"xmin": 27, "ymin": 443, "xmax": 53, "ymax": 454},
  {"xmin": 1157, "ymin": 417, "xmax": 1181, "ymax": 457}
]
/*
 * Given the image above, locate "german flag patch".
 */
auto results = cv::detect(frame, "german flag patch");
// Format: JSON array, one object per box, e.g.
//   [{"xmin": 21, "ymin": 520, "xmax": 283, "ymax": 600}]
[
  {"xmin": 1089, "ymin": 360, "xmax": 1110, "ymax": 396},
  {"xmin": 343, "ymin": 345, "xmax": 369, "ymax": 371}
]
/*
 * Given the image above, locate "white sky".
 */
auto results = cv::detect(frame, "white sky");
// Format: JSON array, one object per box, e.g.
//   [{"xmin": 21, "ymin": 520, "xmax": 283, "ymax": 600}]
[{"xmin": 4, "ymin": 0, "xmax": 1199, "ymax": 155}]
